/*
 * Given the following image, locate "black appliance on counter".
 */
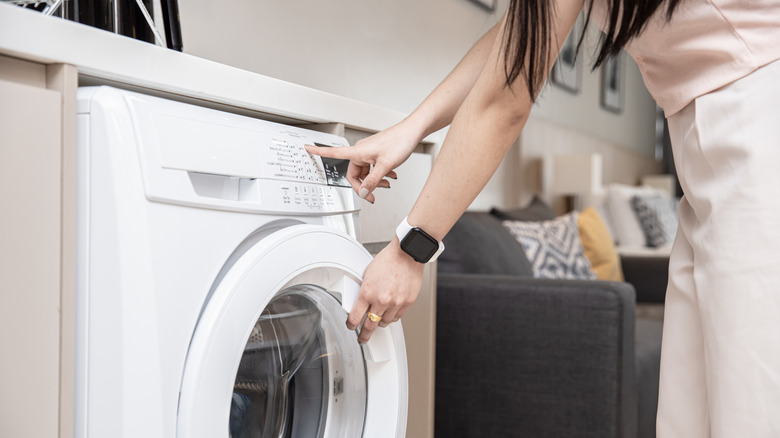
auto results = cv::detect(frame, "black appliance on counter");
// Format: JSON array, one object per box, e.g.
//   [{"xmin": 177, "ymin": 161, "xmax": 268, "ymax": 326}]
[{"xmin": 12, "ymin": 0, "xmax": 183, "ymax": 51}]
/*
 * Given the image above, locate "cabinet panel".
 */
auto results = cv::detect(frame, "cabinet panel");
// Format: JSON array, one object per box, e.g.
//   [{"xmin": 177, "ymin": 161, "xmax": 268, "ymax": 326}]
[
  {"xmin": 47, "ymin": 62, "xmax": 78, "ymax": 438},
  {"xmin": 0, "ymin": 55, "xmax": 47, "ymax": 87},
  {"xmin": 0, "ymin": 78, "xmax": 62, "ymax": 438}
]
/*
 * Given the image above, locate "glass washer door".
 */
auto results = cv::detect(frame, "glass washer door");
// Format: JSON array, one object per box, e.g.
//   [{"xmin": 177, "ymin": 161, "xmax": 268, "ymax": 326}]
[
  {"xmin": 230, "ymin": 285, "xmax": 366, "ymax": 438},
  {"xmin": 176, "ymin": 224, "xmax": 407, "ymax": 438}
]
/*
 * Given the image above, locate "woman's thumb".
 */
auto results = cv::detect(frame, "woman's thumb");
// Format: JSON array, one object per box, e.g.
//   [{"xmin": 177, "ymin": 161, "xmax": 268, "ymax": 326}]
[{"xmin": 358, "ymin": 164, "xmax": 390, "ymax": 200}]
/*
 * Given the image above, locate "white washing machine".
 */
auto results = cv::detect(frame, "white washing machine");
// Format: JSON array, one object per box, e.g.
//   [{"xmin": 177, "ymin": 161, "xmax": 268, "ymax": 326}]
[{"xmin": 75, "ymin": 86, "xmax": 408, "ymax": 438}]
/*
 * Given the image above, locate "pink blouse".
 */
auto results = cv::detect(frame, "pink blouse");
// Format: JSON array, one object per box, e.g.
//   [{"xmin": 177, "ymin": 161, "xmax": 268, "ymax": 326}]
[{"xmin": 591, "ymin": 0, "xmax": 780, "ymax": 116}]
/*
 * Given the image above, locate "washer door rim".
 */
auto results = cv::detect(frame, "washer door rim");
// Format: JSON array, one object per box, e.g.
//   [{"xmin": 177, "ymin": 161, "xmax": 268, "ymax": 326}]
[{"xmin": 176, "ymin": 224, "xmax": 407, "ymax": 438}]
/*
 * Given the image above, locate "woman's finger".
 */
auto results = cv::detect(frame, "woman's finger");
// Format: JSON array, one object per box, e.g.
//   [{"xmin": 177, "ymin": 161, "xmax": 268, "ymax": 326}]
[
  {"xmin": 357, "ymin": 306, "xmax": 388, "ymax": 344},
  {"xmin": 346, "ymin": 163, "xmax": 367, "ymax": 195},
  {"xmin": 363, "ymin": 191, "xmax": 377, "ymax": 204},
  {"xmin": 385, "ymin": 170, "xmax": 398, "ymax": 180},
  {"xmin": 375, "ymin": 179, "xmax": 391, "ymax": 189},
  {"xmin": 304, "ymin": 144, "xmax": 362, "ymax": 162},
  {"xmin": 393, "ymin": 305, "xmax": 410, "ymax": 323},
  {"xmin": 346, "ymin": 295, "xmax": 370, "ymax": 331},
  {"xmin": 358, "ymin": 163, "xmax": 392, "ymax": 201},
  {"xmin": 377, "ymin": 306, "xmax": 400, "ymax": 328},
  {"xmin": 351, "ymin": 165, "xmax": 378, "ymax": 202}
]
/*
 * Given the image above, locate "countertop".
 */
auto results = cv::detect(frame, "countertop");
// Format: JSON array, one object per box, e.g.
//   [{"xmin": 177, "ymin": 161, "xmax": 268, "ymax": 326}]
[{"xmin": 0, "ymin": 3, "xmax": 406, "ymax": 132}]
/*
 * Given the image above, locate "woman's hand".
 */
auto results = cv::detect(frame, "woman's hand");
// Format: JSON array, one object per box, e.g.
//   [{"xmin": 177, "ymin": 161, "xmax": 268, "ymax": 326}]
[
  {"xmin": 348, "ymin": 238, "xmax": 424, "ymax": 343},
  {"xmin": 304, "ymin": 122, "xmax": 422, "ymax": 203}
]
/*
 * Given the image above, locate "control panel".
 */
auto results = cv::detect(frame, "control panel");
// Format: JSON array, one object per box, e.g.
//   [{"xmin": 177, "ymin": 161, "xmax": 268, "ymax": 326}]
[
  {"xmin": 267, "ymin": 137, "xmax": 327, "ymax": 184},
  {"xmin": 100, "ymin": 86, "xmax": 360, "ymax": 215}
]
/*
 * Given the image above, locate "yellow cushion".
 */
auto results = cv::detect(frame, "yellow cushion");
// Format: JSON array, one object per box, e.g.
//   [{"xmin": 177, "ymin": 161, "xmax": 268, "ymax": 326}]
[{"xmin": 578, "ymin": 207, "xmax": 624, "ymax": 282}]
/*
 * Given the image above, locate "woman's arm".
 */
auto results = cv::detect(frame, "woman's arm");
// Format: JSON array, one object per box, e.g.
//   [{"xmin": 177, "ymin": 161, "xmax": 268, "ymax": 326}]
[
  {"xmin": 305, "ymin": 19, "xmax": 503, "ymax": 203},
  {"xmin": 404, "ymin": 18, "xmax": 504, "ymax": 140},
  {"xmin": 349, "ymin": 0, "xmax": 585, "ymax": 343}
]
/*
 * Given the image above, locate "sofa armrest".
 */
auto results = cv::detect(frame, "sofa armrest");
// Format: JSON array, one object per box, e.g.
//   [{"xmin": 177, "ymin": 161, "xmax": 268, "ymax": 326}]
[
  {"xmin": 620, "ymin": 255, "xmax": 669, "ymax": 303},
  {"xmin": 435, "ymin": 274, "xmax": 637, "ymax": 438}
]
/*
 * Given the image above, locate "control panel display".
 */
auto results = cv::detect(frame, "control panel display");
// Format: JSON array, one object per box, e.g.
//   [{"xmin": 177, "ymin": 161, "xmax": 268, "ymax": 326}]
[{"xmin": 314, "ymin": 142, "xmax": 351, "ymax": 188}]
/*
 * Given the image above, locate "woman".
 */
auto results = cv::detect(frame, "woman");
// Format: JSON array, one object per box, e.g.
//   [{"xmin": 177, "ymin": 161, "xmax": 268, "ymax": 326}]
[{"xmin": 307, "ymin": 0, "xmax": 780, "ymax": 435}]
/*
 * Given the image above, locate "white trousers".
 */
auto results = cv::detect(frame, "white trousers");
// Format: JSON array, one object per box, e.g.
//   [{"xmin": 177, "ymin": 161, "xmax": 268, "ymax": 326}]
[{"xmin": 657, "ymin": 58, "xmax": 780, "ymax": 437}]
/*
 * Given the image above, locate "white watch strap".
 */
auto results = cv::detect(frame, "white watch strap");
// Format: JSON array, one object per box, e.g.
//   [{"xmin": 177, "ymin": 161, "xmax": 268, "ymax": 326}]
[{"xmin": 395, "ymin": 217, "xmax": 445, "ymax": 263}]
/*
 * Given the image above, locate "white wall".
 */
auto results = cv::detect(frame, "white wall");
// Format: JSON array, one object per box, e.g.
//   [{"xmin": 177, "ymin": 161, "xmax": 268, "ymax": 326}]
[
  {"xmin": 179, "ymin": 1, "xmax": 658, "ymax": 209},
  {"xmin": 179, "ymin": 1, "xmax": 654, "ymax": 147},
  {"xmin": 179, "ymin": 0, "xmax": 506, "ymax": 115},
  {"xmin": 532, "ymin": 25, "xmax": 658, "ymax": 156}
]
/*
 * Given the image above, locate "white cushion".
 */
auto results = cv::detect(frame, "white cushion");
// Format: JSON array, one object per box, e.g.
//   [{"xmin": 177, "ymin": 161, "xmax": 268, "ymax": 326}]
[{"xmin": 605, "ymin": 184, "xmax": 666, "ymax": 247}]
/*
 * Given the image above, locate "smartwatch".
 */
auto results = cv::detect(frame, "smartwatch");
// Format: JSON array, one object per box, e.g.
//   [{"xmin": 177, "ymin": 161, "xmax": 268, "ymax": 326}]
[{"xmin": 395, "ymin": 217, "xmax": 445, "ymax": 263}]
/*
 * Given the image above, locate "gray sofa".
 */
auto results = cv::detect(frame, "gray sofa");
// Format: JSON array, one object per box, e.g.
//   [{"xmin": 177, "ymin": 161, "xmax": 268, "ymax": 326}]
[{"xmin": 434, "ymin": 205, "xmax": 667, "ymax": 438}]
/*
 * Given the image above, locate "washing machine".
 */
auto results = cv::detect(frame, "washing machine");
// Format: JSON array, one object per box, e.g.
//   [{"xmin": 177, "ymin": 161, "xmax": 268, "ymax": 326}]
[{"xmin": 74, "ymin": 86, "xmax": 408, "ymax": 438}]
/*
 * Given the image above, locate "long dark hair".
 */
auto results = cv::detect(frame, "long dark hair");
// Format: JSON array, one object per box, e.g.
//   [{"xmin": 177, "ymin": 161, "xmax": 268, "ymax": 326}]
[{"xmin": 503, "ymin": 0, "xmax": 682, "ymax": 99}]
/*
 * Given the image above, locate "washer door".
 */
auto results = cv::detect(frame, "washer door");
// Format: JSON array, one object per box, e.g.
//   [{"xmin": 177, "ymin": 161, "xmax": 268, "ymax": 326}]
[{"xmin": 177, "ymin": 225, "xmax": 407, "ymax": 438}]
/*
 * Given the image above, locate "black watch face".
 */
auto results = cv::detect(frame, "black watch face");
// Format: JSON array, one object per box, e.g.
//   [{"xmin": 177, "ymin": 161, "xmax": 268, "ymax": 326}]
[{"xmin": 400, "ymin": 228, "xmax": 438, "ymax": 263}]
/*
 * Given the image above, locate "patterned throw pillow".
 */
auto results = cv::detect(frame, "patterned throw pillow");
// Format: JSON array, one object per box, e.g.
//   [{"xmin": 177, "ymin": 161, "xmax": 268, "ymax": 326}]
[
  {"xmin": 630, "ymin": 195, "xmax": 678, "ymax": 247},
  {"xmin": 502, "ymin": 213, "xmax": 597, "ymax": 280}
]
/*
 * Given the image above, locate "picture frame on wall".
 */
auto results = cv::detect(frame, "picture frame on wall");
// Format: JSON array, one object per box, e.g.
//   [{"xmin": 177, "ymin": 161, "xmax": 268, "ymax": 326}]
[
  {"xmin": 467, "ymin": 0, "xmax": 496, "ymax": 11},
  {"xmin": 550, "ymin": 13, "xmax": 584, "ymax": 93},
  {"xmin": 601, "ymin": 52, "xmax": 624, "ymax": 113}
]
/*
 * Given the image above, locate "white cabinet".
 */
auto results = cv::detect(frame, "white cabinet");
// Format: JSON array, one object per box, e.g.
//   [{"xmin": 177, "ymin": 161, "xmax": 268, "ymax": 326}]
[{"xmin": 0, "ymin": 54, "xmax": 77, "ymax": 438}]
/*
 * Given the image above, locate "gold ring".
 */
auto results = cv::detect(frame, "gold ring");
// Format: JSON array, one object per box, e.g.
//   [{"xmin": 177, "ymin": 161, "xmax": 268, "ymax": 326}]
[{"xmin": 366, "ymin": 311, "xmax": 383, "ymax": 323}]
